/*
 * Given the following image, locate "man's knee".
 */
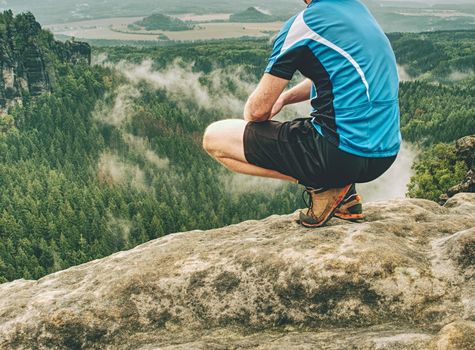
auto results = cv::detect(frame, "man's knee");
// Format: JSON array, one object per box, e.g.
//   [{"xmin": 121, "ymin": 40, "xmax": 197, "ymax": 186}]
[
  {"xmin": 202, "ymin": 121, "xmax": 224, "ymax": 157},
  {"xmin": 203, "ymin": 119, "xmax": 247, "ymax": 159}
]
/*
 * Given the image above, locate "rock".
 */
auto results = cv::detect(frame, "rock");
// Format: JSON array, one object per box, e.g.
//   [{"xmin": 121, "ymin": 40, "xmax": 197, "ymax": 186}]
[
  {"xmin": 454, "ymin": 136, "xmax": 475, "ymax": 193},
  {"xmin": 58, "ymin": 41, "xmax": 92, "ymax": 66},
  {"xmin": 456, "ymin": 136, "xmax": 475, "ymax": 171},
  {"xmin": 23, "ymin": 43, "xmax": 51, "ymax": 96},
  {"xmin": 442, "ymin": 135, "xmax": 475, "ymax": 203},
  {"xmin": 445, "ymin": 170, "xmax": 475, "ymax": 199},
  {"xmin": 0, "ymin": 194, "xmax": 474, "ymax": 349},
  {"xmin": 0, "ymin": 10, "xmax": 91, "ymax": 110},
  {"xmin": 433, "ymin": 321, "xmax": 475, "ymax": 350}
]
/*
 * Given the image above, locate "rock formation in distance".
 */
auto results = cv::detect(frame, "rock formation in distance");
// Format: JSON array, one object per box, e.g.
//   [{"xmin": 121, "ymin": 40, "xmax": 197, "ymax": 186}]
[
  {"xmin": 0, "ymin": 10, "xmax": 91, "ymax": 110},
  {"xmin": 442, "ymin": 135, "xmax": 475, "ymax": 202}
]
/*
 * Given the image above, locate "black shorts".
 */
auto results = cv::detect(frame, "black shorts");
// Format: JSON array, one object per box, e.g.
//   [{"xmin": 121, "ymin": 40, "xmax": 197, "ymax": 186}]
[{"xmin": 243, "ymin": 118, "xmax": 397, "ymax": 189}]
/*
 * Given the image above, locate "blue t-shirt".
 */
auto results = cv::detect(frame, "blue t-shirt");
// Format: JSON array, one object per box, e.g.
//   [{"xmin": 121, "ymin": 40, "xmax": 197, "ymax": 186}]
[{"xmin": 266, "ymin": 0, "xmax": 401, "ymax": 158}]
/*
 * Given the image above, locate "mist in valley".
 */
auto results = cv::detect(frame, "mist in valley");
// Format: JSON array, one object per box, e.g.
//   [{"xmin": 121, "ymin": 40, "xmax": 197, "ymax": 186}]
[
  {"xmin": 91, "ymin": 54, "xmax": 417, "ymax": 202},
  {"xmin": 358, "ymin": 143, "xmax": 419, "ymax": 202}
]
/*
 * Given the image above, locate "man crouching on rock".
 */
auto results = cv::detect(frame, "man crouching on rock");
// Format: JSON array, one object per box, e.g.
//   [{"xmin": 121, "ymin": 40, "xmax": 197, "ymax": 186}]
[{"xmin": 203, "ymin": 0, "xmax": 401, "ymax": 227}]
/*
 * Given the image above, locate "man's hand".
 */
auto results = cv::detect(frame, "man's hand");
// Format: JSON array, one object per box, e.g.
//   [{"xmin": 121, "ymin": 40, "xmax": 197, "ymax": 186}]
[{"xmin": 244, "ymin": 74, "xmax": 289, "ymax": 122}]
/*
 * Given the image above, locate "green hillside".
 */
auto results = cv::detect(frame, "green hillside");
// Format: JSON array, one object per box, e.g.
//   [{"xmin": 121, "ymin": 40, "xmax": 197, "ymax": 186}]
[
  {"xmin": 130, "ymin": 14, "xmax": 194, "ymax": 31},
  {"xmin": 0, "ymin": 14, "xmax": 300, "ymax": 283},
  {"xmin": 229, "ymin": 7, "xmax": 276, "ymax": 23}
]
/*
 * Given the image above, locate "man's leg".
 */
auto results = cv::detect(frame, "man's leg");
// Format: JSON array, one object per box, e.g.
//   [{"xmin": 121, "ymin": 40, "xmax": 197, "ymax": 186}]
[{"xmin": 202, "ymin": 119, "xmax": 298, "ymax": 184}]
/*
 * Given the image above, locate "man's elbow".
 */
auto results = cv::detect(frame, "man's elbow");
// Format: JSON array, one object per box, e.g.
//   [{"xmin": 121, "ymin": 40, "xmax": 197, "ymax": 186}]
[
  {"xmin": 245, "ymin": 109, "xmax": 270, "ymax": 122},
  {"xmin": 244, "ymin": 99, "xmax": 271, "ymax": 122}
]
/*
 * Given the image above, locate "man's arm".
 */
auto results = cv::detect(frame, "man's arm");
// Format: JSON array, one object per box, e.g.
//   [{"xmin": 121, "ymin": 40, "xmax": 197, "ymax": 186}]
[
  {"xmin": 244, "ymin": 73, "xmax": 289, "ymax": 122},
  {"xmin": 270, "ymin": 79, "xmax": 312, "ymax": 118},
  {"xmin": 280, "ymin": 79, "xmax": 312, "ymax": 105}
]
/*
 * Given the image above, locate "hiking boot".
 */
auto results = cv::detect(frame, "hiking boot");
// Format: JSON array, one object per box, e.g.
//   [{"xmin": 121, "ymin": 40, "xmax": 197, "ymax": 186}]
[
  {"xmin": 334, "ymin": 184, "xmax": 365, "ymax": 221},
  {"xmin": 299, "ymin": 184, "xmax": 353, "ymax": 228}
]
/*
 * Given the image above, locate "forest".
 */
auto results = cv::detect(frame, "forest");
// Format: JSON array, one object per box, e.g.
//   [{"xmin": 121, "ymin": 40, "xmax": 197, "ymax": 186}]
[{"xmin": 0, "ymin": 12, "xmax": 474, "ymax": 282}]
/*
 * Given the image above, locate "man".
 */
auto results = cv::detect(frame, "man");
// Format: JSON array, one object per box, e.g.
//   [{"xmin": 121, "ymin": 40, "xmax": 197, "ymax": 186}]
[{"xmin": 203, "ymin": 0, "xmax": 400, "ymax": 227}]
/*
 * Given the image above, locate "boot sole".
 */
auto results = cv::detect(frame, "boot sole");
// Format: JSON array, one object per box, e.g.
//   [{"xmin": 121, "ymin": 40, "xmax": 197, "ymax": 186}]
[
  {"xmin": 334, "ymin": 213, "xmax": 365, "ymax": 221},
  {"xmin": 300, "ymin": 184, "xmax": 353, "ymax": 228}
]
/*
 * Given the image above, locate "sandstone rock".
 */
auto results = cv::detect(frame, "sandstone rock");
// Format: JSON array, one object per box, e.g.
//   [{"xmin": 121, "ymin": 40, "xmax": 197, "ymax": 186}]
[
  {"xmin": 0, "ymin": 194, "xmax": 474, "ymax": 349},
  {"xmin": 64, "ymin": 41, "xmax": 92, "ymax": 65},
  {"xmin": 0, "ymin": 11, "xmax": 91, "ymax": 110},
  {"xmin": 23, "ymin": 43, "xmax": 51, "ymax": 96},
  {"xmin": 443, "ymin": 135, "xmax": 475, "ymax": 202},
  {"xmin": 456, "ymin": 136, "xmax": 475, "ymax": 171},
  {"xmin": 433, "ymin": 321, "xmax": 475, "ymax": 350}
]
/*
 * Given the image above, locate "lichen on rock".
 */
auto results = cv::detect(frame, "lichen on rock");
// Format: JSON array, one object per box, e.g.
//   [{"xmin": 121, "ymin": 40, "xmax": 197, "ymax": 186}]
[{"xmin": 0, "ymin": 193, "xmax": 474, "ymax": 349}]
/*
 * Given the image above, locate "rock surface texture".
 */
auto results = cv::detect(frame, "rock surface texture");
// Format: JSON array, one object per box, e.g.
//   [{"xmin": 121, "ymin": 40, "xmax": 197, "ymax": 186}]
[{"xmin": 0, "ymin": 194, "xmax": 474, "ymax": 349}]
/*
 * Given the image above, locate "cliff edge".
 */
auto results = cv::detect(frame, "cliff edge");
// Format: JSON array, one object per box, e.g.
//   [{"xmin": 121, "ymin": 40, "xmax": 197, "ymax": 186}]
[{"xmin": 0, "ymin": 194, "xmax": 474, "ymax": 349}]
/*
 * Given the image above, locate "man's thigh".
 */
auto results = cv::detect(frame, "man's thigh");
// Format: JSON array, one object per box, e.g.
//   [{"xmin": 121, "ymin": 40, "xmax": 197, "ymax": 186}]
[{"xmin": 203, "ymin": 119, "xmax": 248, "ymax": 162}]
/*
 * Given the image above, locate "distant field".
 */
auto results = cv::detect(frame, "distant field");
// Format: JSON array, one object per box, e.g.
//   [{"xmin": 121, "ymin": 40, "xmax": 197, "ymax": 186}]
[
  {"xmin": 46, "ymin": 16, "xmax": 281, "ymax": 42},
  {"xmin": 45, "ymin": 6, "xmax": 475, "ymax": 43},
  {"xmin": 46, "ymin": 17, "xmax": 141, "ymax": 38},
  {"xmin": 396, "ymin": 10, "xmax": 475, "ymax": 18}
]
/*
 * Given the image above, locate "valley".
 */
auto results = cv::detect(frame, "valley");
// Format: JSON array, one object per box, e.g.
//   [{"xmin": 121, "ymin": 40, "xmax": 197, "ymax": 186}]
[{"xmin": 47, "ymin": 16, "xmax": 282, "ymax": 42}]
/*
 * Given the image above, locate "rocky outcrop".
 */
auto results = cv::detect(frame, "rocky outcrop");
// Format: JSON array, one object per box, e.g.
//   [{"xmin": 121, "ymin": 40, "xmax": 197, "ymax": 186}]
[
  {"xmin": 59, "ymin": 41, "xmax": 92, "ymax": 66},
  {"xmin": 0, "ymin": 10, "xmax": 91, "ymax": 110},
  {"xmin": 442, "ymin": 135, "xmax": 475, "ymax": 202},
  {"xmin": 0, "ymin": 193, "xmax": 474, "ymax": 349}
]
